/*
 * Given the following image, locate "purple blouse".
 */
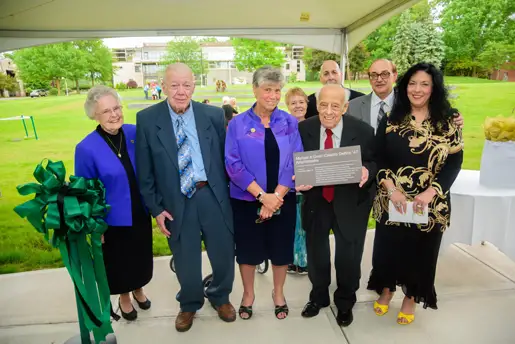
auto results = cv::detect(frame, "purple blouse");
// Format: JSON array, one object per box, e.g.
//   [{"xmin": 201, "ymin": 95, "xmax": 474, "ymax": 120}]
[{"xmin": 225, "ymin": 105, "xmax": 303, "ymax": 201}]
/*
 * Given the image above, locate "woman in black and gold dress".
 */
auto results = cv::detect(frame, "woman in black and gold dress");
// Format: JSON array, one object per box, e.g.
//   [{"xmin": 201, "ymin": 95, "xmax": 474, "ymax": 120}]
[{"xmin": 367, "ymin": 63, "xmax": 464, "ymax": 325}]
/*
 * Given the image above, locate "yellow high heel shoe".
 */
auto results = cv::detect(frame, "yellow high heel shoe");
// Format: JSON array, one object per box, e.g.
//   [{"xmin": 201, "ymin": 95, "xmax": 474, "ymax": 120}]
[
  {"xmin": 397, "ymin": 311, "xmax": 415, "ymax": 325},
  {"xmin": 373, "ymin": 301, "xmax": 389, "ymax": 316}
]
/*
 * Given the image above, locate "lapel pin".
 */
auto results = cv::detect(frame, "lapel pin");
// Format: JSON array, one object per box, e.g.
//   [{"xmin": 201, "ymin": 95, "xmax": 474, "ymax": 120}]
[
  {"xmin": 250, "ymin": 128, "xmax": 256, "ymax": 133},
  {"xmin": 130, "ymin": 140, "xmax": 134, "ymax": 143}
]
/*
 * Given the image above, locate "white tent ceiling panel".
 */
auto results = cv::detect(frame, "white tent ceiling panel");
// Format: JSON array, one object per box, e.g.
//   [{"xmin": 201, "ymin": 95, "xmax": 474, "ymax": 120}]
[{"xmin": 0, "ymin": 0, "xmax": 420, "ymax": 53}]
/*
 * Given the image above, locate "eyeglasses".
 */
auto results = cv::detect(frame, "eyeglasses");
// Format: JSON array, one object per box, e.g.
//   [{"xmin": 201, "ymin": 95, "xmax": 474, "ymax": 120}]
[
  {"xmin": 97, "ymin": 105, "xmax": 123, "ymax": 116},
  {"xmin": 369, "ymin": 71, "xmax": 391, "ymax": 81}
]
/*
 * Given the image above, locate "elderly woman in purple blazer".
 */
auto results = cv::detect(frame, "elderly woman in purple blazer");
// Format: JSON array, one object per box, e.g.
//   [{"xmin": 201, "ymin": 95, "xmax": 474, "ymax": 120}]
[
  {"xmin": 74, "ymin": 85, "xmax": 153, "ymax": 322},
  {"xmin": 225, "ymin": 66, "xmax": 303, "ymax": 321}
]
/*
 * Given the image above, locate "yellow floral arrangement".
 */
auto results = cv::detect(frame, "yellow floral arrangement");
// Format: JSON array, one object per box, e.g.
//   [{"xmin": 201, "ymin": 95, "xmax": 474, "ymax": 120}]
[{"xmin": 483, "ymin": 115, "xmax": 515, "ymax": 142}]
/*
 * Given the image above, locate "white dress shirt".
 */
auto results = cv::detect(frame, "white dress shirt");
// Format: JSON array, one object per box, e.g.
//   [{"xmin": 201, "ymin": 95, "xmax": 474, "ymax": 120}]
[
  {"xmin": 320, "ymin": 116, "xmax": 344, "ymax": 150},
  {"xmin": 370, "ymin": 91, "xmax": 395, "ymax": 131}
]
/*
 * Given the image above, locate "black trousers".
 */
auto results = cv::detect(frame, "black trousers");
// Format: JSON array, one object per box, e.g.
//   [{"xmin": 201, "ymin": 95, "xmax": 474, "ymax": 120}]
[{"xmin": 306, "ymin": 199, "xmax": 367, "ymax": 312}]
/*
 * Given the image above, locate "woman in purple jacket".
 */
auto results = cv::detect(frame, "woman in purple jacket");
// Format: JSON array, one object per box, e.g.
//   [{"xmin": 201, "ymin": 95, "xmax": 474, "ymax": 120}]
[
  {"xmin": 74, "ymin": 86, "xmax": 153, "ymax": 321},
  {"xmin": 225, "ymin": 66, "xmax": 303, "ymax": 320}
]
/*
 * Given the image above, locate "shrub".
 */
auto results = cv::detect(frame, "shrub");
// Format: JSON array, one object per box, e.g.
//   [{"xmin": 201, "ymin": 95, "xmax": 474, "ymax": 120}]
[
  {"xmin": 126, "ymin": 79, "xmax": 138, "ymax": 89},
  {"xmin": 48, "ymin": 88, "xmax": 58, "ymax": 96},
  {"xmin": 288, "ymin": 72, "xmax": 298, "ymax": 83},
  {"xmin": 115, "ymin": 82, "xmax": 127, "ymax": 90}
]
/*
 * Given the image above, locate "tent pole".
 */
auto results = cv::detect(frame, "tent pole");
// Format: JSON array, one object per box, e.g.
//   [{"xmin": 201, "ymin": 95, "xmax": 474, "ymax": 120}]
[{"xmin": 339, "ymin": 29, "xmax": 348, "ymax": 87}]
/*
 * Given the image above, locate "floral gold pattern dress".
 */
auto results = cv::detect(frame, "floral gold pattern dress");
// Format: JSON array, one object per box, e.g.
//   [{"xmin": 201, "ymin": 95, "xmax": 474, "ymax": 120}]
[{"xmin": 367, "ymin": 114, "xmax": 463, "ymax": 309}]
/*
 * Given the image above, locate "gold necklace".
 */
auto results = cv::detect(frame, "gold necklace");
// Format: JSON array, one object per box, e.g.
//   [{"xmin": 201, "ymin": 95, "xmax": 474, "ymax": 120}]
[{"xmin": 104, "ymin": 130, "xmax": 123, "ymax": 158}]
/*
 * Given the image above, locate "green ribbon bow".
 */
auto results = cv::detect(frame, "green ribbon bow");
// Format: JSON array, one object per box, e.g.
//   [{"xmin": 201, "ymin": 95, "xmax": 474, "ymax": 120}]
[{"xmin": 14, "ymin": 160, "xmax": 114, "ymax": 343}]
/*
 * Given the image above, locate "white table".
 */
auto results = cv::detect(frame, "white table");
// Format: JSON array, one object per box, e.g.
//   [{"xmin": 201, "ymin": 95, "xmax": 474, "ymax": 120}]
[{"xmin": 442, "ymin": 170, "xmax": 515, "ymax": 261}]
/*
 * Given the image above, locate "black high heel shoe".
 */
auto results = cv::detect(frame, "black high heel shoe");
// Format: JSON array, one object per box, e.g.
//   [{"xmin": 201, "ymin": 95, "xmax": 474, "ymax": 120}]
[
  {"xmin": 119, "ymin": 298, "xmax": 137, "ymax": 321},
  {"xmin": 238, "ymin": 296, "xmax": 255, "ymax": 320},
  {"xmin": 132, "ymin": 291, "xmax": 151, "ymax": 310},
  {"xmin": 272, "ymin": 290, "xmax": 289, "ymax": 320}
]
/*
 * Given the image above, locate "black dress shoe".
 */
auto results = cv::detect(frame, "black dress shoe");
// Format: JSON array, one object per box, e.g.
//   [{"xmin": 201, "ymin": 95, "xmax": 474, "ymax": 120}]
[
  {"xmin": 301, "ymin": 301, "xmax": 328, "ymax": 318},
  {"xmin": 119, "ymin": 298, "xmax": 138, "ymax": 321},
  {"xmin": 132, "ymin": 292, "xmax": 151, "ymax": 310},
  {"xmin": 336, "ymin": 309, "xmax": 353, "ymax": 327}
]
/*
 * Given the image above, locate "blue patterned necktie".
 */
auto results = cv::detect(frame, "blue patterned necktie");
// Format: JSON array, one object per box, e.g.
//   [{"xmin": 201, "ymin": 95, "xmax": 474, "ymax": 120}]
[{"xmin": 176, "ymin": 116, "xmax": 196, "ymax": 198}]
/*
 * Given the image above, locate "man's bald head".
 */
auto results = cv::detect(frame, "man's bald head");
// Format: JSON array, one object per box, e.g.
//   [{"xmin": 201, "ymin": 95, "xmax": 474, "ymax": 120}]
[
  {"xmin": 164, "ymin": 63, "xmax": 194, "ymax": 83},
  {"xmin": 318, "ymin": 84, "xmax": 348, "ymax": 105},
  {"xmin": 320, "ymin": 60, "xmax": 340, "ymax": 73},
  {"xmin": 319, "ymin": 60, "xmax": 342, "ymax": 85}
]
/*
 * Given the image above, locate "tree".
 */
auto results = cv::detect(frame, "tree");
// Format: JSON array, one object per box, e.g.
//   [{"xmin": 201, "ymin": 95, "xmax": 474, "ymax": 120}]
[
  {"xmin": 391, "ymin": 11, "xmax": 414, "ymax": 74},
  {"xmin": 413, "ymin": 19, "xmax": 446, "ymax": 69},
  {"xmin": 231, "ymin": 38, "xmax": 285, "ymax": 72},
  {"xmin": 0, "ymin": 73, "xmax": 18, "ymax": 96},
  {"xmin": 161, "ymin": 37, "xmax": 208, "ymax": 78},
  {"xmin": 74, "ymin": 40, "xmax": 113, "ymax": 87},
  {"xmin": 478, "ymin": 42, "xmax": 515, "ymax": 79},
  {"xmin": 439, "ymin": 0, "xmax": 515, "ymax": 76},
  {"xmin": 363, "ymin": 0, "xmax": 433, "ymax": 66},
  {"xmin": 348, "ymin": 43, "xmax": 369, "ymax": 80},
  {"xmin": 303, "ymin": 48, "xmax": 340, "ymax": 77},
  {"xmin": 199, "ymin": 37, "xmax": 219, "ymax": 43},
  {"xmin": 391, "ymin": 10, "xmax": 445, "ymax": 74},
  {"xmin": 66, "ymin": 42, "xmax": 88, "ymax": 93},
  {"xmin": 12, "ymin": 43, "xmax": 79, "ymax": 95}
]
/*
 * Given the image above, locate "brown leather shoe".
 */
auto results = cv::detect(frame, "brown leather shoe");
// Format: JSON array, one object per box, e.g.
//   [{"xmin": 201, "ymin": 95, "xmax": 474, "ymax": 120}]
[
  {"xmin": 212, "ymin": 303, "xmax": 236, "ymax": 322},
  {"xmin": 175, "ymin": 311, "xmax": 195, "ymax": 332}
]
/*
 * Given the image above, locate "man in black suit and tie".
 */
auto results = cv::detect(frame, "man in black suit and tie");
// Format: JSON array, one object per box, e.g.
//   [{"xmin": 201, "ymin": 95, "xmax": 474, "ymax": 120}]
[
  {"xmin": 305, "ymin": 60, "xmax": 365, "ymax": 119},
  {"xmin": 297, "ymin": 85, "xmax": 377, "ymax": 326},
  {"xmin": 136, "ymin": 63, "xmax": 236, "ymax": 332}
]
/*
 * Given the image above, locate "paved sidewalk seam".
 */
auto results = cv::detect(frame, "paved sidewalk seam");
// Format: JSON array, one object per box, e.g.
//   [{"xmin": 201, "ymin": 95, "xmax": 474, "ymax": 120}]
[{"xmin": 453, "ymin": 244, "xmax": 515, "ymax": 284}]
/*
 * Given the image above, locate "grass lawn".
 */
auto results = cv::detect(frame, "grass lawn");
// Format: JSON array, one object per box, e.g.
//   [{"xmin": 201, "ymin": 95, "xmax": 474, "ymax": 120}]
[{"xmin": 0, "ymin": 77, "xmax": 514, "ymax": 274}]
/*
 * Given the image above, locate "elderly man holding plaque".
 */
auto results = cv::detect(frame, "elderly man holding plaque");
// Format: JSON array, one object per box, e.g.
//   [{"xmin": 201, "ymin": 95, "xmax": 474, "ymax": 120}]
[{"xmin": 296, "ymin": 84, "xmax": 376, "ymax": 327}]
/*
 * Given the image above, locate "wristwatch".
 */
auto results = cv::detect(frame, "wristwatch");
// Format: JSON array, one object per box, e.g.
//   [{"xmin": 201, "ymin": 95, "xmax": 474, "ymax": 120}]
[{"xmin": 256, "ymin": 191, "xmax": 264, "ymax": 202}]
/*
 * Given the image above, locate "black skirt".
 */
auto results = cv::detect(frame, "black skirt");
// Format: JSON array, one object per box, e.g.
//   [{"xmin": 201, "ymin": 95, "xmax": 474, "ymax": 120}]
[
  {"xmin": 367, "ymin": 222, "xmax": 444, "ymax": 309},
  {"xmin": 96, "ymin": 125, "xmax": 153, "ymax": 295},
  {"xmin": 103, "ymin": 219, "xmax": 153, "ymax": 294},
  {"xmin": 232, "ymin": 192, "xmax": 296, "ymax": 266}
]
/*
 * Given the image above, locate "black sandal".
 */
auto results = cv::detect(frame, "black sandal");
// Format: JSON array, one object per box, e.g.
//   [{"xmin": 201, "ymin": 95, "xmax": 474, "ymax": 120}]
[
  {"xmin": 274, "ymin": 304, "xmax": 289, "ymax": 320},
  {"xmin": 238, "ymin": 297, "xmax": 255, "ymax": 320},
  {"xmin": 272, "ymin": 290, "xmax": 289, "ymax": 320}
]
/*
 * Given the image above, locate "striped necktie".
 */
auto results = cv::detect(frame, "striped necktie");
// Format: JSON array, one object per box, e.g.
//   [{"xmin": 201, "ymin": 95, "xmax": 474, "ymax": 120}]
[
  {"xmin": 176, "ymin": 116, "xmax": 196, "ymax": 198},
  {"xmin": 378, "ymin": 101, "xmax": 387, "ymax": 123}
]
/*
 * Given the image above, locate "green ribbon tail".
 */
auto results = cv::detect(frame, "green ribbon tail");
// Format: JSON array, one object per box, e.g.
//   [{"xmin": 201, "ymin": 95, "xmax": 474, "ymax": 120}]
[
  {"xmin": 13, "ymin": 160, "xmax": 114, "ymax": 342},
  {"xmin": 59, "ymin": 241, "xmax": 90, "ymax": 342},
  {"xmin": 91, "ymin": 232, "xmax": 113, "ymax": 335},
  {"xmin": 77, "ymin": 236, "xmax": 110, "ymax": 343}
]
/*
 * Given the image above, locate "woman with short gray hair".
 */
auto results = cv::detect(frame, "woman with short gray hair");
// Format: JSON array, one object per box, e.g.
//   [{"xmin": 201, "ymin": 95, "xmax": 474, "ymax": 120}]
[
  {"xmin": 75, "ymin": 85, "xmax": 153, "ymax": 322},
  {"xmin": 225, "ymin": 66, "xmax": 303, "ymax": 320}
]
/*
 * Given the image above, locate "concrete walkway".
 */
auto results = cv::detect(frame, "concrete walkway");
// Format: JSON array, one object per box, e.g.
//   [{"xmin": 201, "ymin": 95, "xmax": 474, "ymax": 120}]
[{"xmin": 1, "ymin": 231, "xmax": 514, "ymax": 344}]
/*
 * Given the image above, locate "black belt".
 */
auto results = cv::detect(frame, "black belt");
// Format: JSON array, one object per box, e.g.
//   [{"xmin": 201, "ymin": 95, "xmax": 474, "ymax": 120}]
[{"xmin": 196, "ymin": 181, "xmax": 208, "ymax": 189}]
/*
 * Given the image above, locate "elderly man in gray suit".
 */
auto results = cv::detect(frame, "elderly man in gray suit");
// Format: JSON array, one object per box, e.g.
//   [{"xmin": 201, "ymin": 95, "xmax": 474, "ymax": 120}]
[
  {"xmin": 136, "ymin": 63, "xmax": 236, "ymax": 332},
  {"xmin": 348, "ymin": 59, "xmax": 464, "ymax": 131}
]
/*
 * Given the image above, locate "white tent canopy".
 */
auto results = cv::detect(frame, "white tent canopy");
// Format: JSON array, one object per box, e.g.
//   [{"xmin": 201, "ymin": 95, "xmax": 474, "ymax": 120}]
[{"xmin": 0, "ymin": 0, "xmax": 419, "ymax": 71}]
